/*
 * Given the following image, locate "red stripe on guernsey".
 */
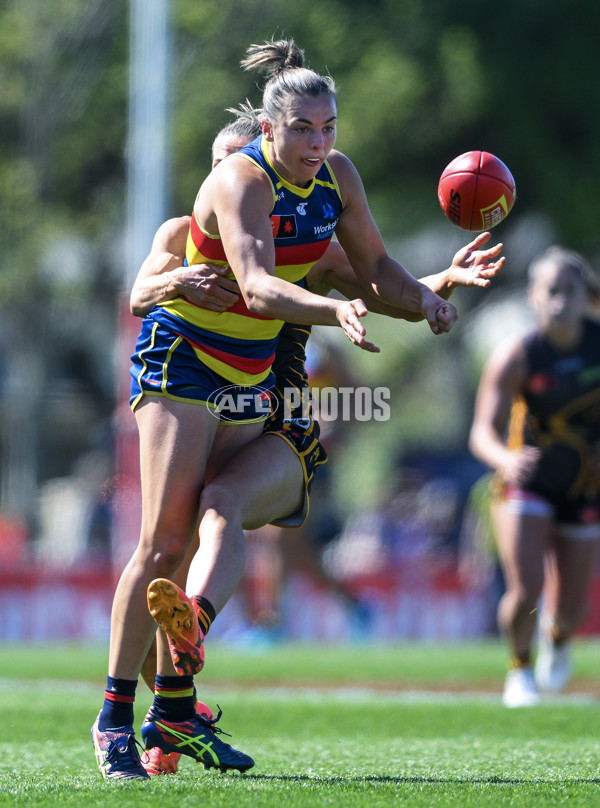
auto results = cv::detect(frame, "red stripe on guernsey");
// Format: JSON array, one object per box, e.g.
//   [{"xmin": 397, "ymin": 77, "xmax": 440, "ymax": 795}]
[
  {"xmin": 225, "ymin": 294, "xmax": 272, "ymax": 320},
  {"xmin": 181, "ymin": 288, "xmax": 271, "ymax": 320},
  {"xmin": 190, "ymin": 215, "xmax": 227, "ymax": 262},
  {"xmin": 104, "ymin": 692, "xmax": 135, "ymax": 703},
  {"xmin": 182, "ymin": 290, "xmax": 271, "ymax": 321},
  {"xmin": 190, "ymin": 212, "xmax": 330, "ymax": 267},
  {"xmin": 275, "ymin": 240, "xmax": 329, "ymax": 266},
  {"xmin": 184, "ymin": 335, "xmax": 276, "ymax": 375}
]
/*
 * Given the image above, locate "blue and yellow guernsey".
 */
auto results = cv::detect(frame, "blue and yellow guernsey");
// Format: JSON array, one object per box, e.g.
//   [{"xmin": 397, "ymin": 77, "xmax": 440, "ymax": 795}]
[{"xmin": 151, "ymin": 136, "xmax": 342, "ymax": 387}]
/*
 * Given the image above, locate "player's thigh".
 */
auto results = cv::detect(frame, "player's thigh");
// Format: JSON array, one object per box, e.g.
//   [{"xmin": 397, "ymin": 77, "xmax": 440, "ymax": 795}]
[
  {"xmin": 491, "ymin": 502, "xmax": 551, "ymax": 592},
  {"xmin": 207, "ymin": 432, "xmax": 304, "ymax": 529},
  {"xmin": 135, "ymin": 396, "xmax": 218, "ymax": 535},
  {"xmin": 554, "ymin": 531, "xmax": 600, "ymax": 603},
  {"xmin": 206, "ymin": 419, "xmax": 266, "ymax": 481}
]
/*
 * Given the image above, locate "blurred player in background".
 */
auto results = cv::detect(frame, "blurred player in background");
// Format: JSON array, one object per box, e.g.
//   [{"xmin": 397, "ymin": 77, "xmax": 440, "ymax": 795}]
[{"xmin": 469, "ymin": 246, "xmax": 600, "ymax": 707}]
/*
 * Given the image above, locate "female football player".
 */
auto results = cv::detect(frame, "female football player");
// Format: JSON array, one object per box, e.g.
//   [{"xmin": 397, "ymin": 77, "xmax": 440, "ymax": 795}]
[
  {"xmin": 93, "ymin": 38, "xmax": 504, "ymax": 780},
  {"xmin": 469, "ymin": 246, "xmax": 600, "ymax": 707}
]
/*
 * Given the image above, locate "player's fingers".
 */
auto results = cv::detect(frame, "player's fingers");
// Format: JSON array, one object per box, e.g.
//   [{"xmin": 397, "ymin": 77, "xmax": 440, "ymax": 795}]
[
  {"xmin": 434, "ymin": 303, "xmax": 457, "ymax": 333},
  {"xmin": 358, "ymin": 340, "xmax": 380, "ymax": 353},
  {"xmin": 346, "ymin": 328, "xmax": 379, "ymax": 352},
  {"xmin": 351, "ymin": 298, "xmax": 368, "ymax": 317},
  {"xmin": 348, "ymin": 307, "xmax": 367, "ymax": 335},
  {"xmin": 212, "ymin": 287, "xmax": 240, "ymax": 303},
  {"xmin": 468, "ymin": 231, "xmax": 492, "ymax": 249},
  {"xmin": 212, "ymin": 264, "xmax": 232, "ymax": 276},
  {"xmin": 213, "ymin": 276, "xmax": 240, "ymax": 293},
  {"xmin": 435, "ymin": 317, "xmax": 453, "ymax": 333},
  {"xmin": 478, "ymin": 242, "xmax": 504, "ymax": 260}
]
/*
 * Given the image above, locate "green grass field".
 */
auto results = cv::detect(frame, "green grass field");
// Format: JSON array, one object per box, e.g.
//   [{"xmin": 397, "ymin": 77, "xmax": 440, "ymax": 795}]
[{"xmin": 1, "ymin": 640, "xmax": 599, "ymax": 806}]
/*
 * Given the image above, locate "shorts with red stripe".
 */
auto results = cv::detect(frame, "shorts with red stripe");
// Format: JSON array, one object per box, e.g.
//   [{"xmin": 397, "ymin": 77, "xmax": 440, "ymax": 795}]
[{"xmin": 130, "ymin": 317, "xmax": 274, "ymax": 423}]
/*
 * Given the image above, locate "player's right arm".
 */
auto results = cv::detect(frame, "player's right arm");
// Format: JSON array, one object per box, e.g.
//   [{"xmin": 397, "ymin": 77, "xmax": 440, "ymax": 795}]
[
  {"xmin": 197, "ymin": 156, "xmax": 377, "ymax": 351},
  {"xmin": 129, "ymin": 216, "xmax": 240, "ymax": 317},
  {"xmin": 469, "ymin": 339, "xmax": 541, "ymax": 485}
]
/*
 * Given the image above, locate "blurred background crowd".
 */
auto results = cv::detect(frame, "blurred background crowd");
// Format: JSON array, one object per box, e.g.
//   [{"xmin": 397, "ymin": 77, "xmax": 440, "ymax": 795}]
[{"xmin": 1, "ymin": 0, "xmax": 600, "ymax": 643}]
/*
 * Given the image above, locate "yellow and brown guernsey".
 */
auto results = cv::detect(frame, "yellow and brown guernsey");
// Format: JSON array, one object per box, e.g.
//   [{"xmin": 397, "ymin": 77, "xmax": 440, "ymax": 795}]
[
  {"xmin": 505, "ymin": 318, "xmax": 600, "ymax": 500},
  {"xmin": 153, "ymin": 136, "xmax": 342, "ymax": 387}
]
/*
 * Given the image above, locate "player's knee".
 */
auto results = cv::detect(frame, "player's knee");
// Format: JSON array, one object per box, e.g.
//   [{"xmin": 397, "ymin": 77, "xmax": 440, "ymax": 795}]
[
  {"xmin": 138, "ymin": 526, "xmax": 193, "ymax": 576},
  {"xmin": 200, "ymin": 480, "xmax": 243, "ymax": 523},
  {"xmin": 152, "ymin": 544, "xmax": 188, "ymax": 576},
  {"xmin": 519, "ymin": 589, "xmax": 540, "ymax": 614},
  {"xmin": 504, "ymin": 585, "xmax": 540, "ymax": 616}
]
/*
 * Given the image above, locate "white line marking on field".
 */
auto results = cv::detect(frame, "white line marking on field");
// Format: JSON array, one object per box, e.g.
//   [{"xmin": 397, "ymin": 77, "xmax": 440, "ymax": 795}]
[{"xmin": 1, "ymin": 678, "xmax": 597, "ymax": 705}]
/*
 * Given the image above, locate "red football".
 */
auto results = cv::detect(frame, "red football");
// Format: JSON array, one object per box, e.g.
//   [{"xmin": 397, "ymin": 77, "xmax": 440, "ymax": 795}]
[{"xmin": 437, "ymin": 151, "xmax": 516, "ymax": 231}]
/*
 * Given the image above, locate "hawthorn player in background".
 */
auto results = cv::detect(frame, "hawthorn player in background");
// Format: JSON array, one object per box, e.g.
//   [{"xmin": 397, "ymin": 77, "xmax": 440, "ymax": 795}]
[{"xmin": 469, "ymin": 246, "xmax": 600, "ymax": 707}]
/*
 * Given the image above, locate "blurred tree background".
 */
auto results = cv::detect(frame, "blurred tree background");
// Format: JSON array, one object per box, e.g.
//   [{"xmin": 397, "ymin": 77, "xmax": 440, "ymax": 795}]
[{"xmin": 1, "ymin": 0, "xmax": 599, "ymax": 547}]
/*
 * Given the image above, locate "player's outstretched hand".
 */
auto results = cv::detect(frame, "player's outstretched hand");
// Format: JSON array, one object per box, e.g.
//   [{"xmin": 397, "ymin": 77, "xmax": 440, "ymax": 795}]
[
  {"xmin": 336, "ymin": 299, "xmax": 380, "ymax": 352},
  {"xmin": 450, "ymin": 232, "xmax": 506, "ymax": 288}
]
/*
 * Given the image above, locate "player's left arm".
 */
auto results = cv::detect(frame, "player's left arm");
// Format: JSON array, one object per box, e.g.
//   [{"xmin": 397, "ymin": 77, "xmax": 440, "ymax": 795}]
[
  {"xmin": 308, "ymin": 233, "xmax": 504, "ymax": 322},
  {"xmin": 130, "ymin": 215, "xmax": 240, "ymax": 317},
  {"xmin": 130, "ymin": 217, "xmax": 190, "ymax": 316}
]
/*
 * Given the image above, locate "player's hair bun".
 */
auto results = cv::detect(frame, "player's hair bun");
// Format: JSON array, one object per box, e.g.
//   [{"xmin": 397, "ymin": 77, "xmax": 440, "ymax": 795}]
[{"xmin": 241, "ymin": 39, "xmax": 305, "ymax": 79}]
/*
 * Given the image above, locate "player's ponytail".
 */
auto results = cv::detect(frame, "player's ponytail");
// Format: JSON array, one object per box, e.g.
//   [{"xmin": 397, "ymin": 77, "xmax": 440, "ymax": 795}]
[
  {"xmin": 241, "ymin": 38, "xmax": 336, "ymax": 122},
  {"xmin": 241, "ymin": 39, "xmax": 305, "ymax": 79}
]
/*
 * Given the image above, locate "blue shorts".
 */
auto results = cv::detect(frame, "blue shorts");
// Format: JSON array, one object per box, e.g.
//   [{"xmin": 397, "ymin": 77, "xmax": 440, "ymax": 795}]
[{"xmin": 130, "ymin": 318, "xmax": 274, "ymax": 423}]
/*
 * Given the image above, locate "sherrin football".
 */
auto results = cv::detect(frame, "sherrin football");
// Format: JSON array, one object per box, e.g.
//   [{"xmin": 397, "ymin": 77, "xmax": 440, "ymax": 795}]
[{"xmin": 437, "ymin": 151, "xmax": 516, "ymax": 231}]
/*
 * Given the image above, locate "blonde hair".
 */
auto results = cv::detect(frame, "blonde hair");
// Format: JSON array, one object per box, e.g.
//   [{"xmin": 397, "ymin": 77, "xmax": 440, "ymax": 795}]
[
  {"xmin": 241, "ymin": 39, "xmax": 336, "ymax": 123},
  {"xmin": 211, "ymin": 100, "xmax": 262, "ymax": 162}
]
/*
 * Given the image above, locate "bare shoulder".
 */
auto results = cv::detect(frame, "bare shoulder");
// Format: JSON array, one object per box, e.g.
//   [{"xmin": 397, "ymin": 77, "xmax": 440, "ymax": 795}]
[
  {"xmin": 483, "ymin": 334, "xmax": 529, "ymax": 387},
  {"xmin": 326, "ymin": 150, "xmax": 367, "ymax": 212},
  {"xmin": 199, "ymin": 153, "xmax": 274, "ymax": 221},
  {"xmin": 152, "ymin": 216, "xmax": 191, "ymax": 253},
  {"xmin": 327, "ymin": 149, "xmax": 355, "ymax": 171},
  {"xmin": 213, "ymin": 152, "xmax": 272, "ymax": 191},
  {"xmin": 160, "ymin": 215, "xmax": 191, "ymax": 235},
  {"xmin": 327, "ymin": 150, "xmax": 361, "ymax": 184}
]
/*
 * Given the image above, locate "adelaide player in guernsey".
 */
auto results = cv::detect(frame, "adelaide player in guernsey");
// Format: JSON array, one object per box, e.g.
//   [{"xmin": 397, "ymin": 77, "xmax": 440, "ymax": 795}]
[
  {"xmin": 92, "ymin": 38, "xmax": 505, "ymax": 781},
  {"xmin": 131, "ymin": 108, "xmax": 505, "ymax": 778}
]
